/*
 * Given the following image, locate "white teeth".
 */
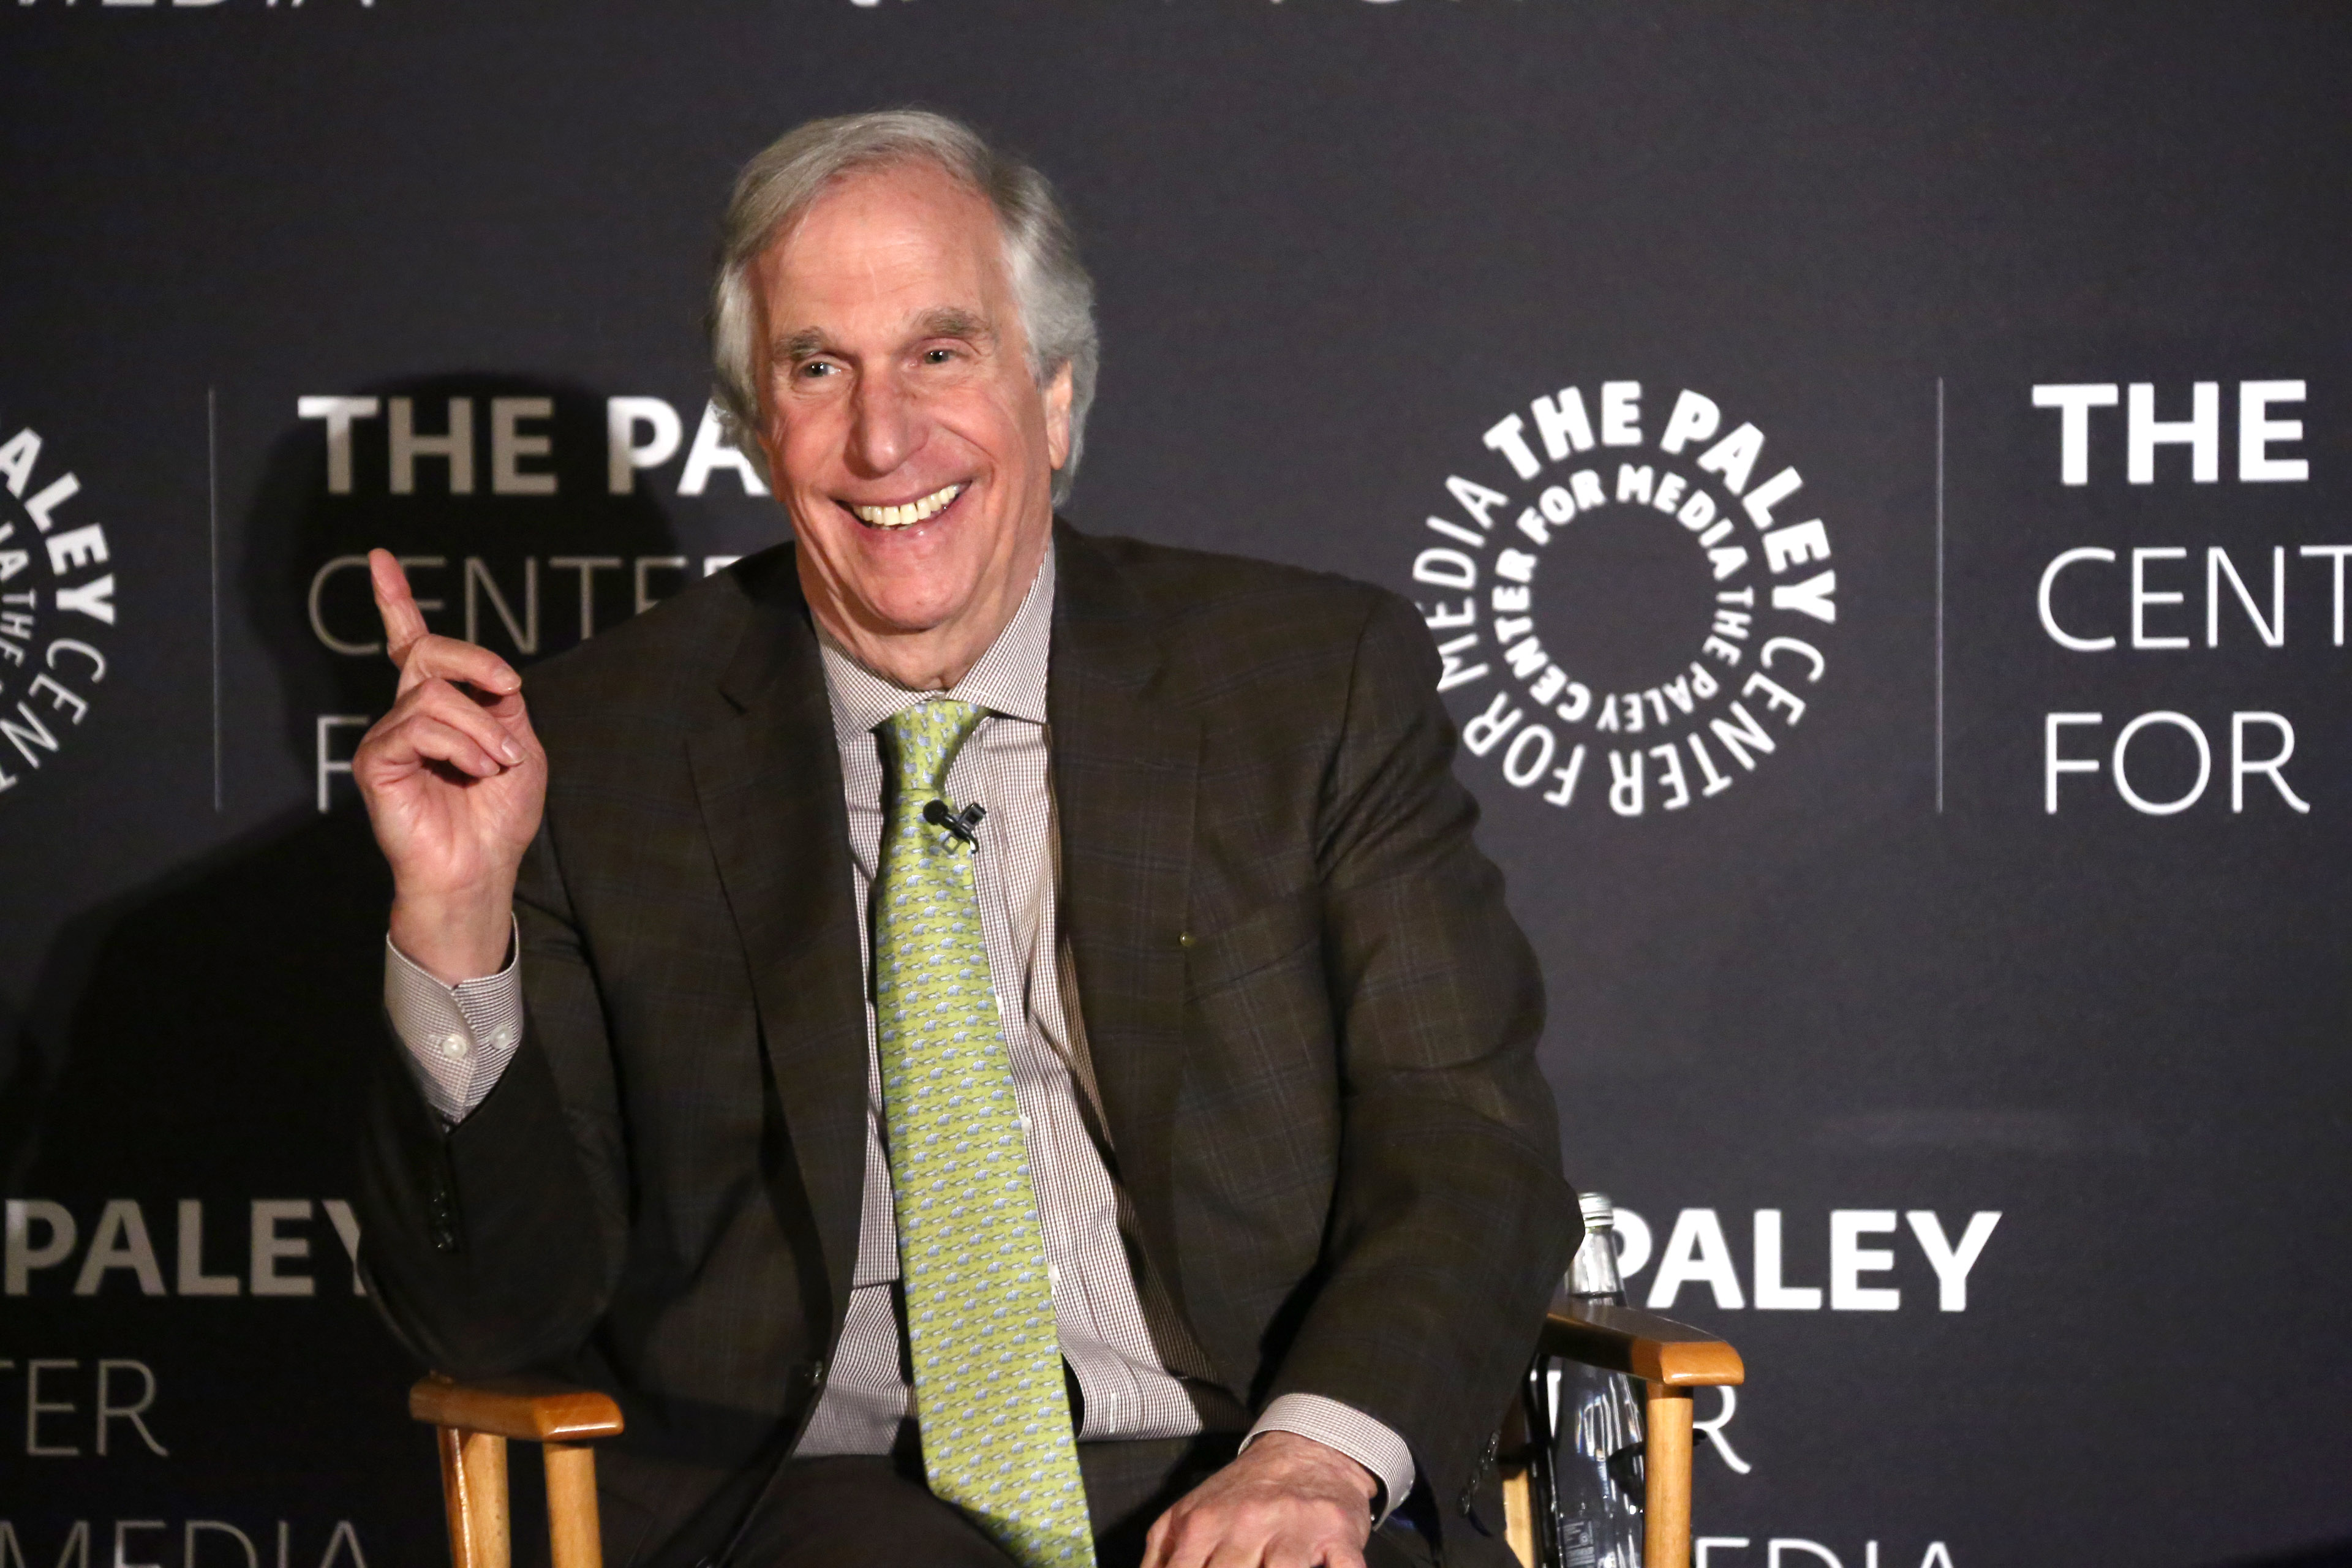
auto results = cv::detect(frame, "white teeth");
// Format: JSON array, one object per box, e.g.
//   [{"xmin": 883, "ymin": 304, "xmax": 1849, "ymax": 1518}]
[{"xmin": 853, "ymin": 484, "xmax": 962, "ymax": 528}]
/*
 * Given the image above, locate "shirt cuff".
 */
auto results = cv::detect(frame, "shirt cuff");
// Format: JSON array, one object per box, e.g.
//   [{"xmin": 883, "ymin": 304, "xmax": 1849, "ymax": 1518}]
[
  {"xmin": 1242, "ymin": 1393, "xmax": 1417, "ymax": 1527},
  {"xmin": 383, "ymin": 922, "xmax": 523, "ymax": 1123}
]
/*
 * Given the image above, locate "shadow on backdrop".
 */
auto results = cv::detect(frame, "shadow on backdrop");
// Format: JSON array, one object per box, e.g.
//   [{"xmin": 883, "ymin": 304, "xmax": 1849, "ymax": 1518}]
[{"xmin": 1, "ymin": 374, "xmax": 680, "ymax": 1559}]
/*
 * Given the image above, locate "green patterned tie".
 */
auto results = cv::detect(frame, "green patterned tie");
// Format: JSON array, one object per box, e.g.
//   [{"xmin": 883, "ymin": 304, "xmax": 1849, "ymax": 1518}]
[{"xmin": 873, "ymin": 701, "xmax": 1096, "ymax": 1567}]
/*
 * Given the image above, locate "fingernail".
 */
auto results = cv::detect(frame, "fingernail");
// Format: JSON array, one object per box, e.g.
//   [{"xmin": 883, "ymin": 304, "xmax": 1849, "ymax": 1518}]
[{"xmin": 500, "ymin": 737, "xmax": 523, "ymax": 764}]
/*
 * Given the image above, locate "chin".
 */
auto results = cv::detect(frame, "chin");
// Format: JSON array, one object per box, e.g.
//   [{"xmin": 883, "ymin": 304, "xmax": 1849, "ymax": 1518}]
[{"xmin": 854, "ymin": 581, "xmax": 977, "ymax": 637}]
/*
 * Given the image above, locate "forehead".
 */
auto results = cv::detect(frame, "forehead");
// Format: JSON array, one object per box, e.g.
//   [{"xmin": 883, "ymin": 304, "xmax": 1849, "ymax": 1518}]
[{"xmin": 755, "ymin": 160, "xmax": 1011, "ymax": 333}]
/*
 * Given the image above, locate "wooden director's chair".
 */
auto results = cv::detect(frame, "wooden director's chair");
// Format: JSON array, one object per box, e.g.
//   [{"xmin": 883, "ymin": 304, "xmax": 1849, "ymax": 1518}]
[{"xmin": 410, "ymin": 1305, "xmax": 1739, "ymax": 1568}]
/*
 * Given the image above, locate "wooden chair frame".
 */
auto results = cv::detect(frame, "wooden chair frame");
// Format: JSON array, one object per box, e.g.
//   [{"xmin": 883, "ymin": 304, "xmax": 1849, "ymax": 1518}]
[
  {"xmin": 1499, "ymin": 1299, "xmax": 1744, "ymax": 1568},
  {"xmin": 411, "ymin": 1303, "xmax": 1738, "ymax": 1568},
  {"xmin": 410, "ymin": 1374, "xmax": 625, "ymax": 1568}
]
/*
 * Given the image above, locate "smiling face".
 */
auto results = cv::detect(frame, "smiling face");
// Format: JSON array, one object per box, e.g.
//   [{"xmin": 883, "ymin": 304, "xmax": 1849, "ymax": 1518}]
[{"xmin": 750, "ymin": 158, "xmax": 1072, "ymax": 690}]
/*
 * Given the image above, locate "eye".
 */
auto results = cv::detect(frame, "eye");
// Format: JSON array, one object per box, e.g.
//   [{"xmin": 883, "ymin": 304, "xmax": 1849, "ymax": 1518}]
[
  {"xmin": 922, "ymin": 347, "xmax": 958, "ymax": 365},
  {"xmin": 799, "ymin": 360, "xmax": 839, "ymax": 379}
]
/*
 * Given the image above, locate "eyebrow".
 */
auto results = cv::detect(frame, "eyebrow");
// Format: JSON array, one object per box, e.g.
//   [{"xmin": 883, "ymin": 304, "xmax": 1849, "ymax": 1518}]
[
  {"xmin": 773, "ymin": 307, "xmax": 997, "ymax": 368},
  {"xmin": 778, "ymin": 327, "xmax": 829, "ymax": 363},
  {"xmin": 913, "ymin": 306, "xmax": 994, "ymax": 348}
]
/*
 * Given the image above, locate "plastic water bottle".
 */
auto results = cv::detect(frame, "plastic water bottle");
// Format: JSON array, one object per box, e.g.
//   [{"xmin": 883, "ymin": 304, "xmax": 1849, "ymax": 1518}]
[{"xmin": 1546, "ymin": 1191, "xmax": 1646, "ymax": 1567}]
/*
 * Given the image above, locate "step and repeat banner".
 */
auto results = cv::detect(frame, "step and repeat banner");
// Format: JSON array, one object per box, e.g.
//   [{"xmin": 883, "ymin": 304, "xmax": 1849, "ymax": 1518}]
[{"xmin": 3, "ymin": 6, "xmax": 2346, "ymax": 1567}]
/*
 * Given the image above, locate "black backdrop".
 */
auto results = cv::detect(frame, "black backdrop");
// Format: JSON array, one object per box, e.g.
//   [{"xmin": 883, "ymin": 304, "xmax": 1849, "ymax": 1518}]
[{"xmin": 4, "ymin": 6, "xmax": 2348, "ymax": 1566}]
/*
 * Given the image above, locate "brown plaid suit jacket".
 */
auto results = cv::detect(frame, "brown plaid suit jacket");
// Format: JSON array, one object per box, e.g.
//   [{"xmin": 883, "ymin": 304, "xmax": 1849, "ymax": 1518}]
[{"xmin": 358, "ymin": 522, "xmax": 1577, "ymax": 1566}]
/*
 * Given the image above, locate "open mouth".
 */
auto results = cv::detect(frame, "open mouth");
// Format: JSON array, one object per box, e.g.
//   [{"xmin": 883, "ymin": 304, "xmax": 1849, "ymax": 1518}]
[{"xmin": 849, "ymin": 483, "xmax": 963, "ymax": 529}]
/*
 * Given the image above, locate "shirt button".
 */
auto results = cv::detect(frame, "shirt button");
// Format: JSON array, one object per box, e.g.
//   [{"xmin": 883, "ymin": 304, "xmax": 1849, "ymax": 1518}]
[
  {"xmin": 1019, "ymin": 1114, "xmax": 1032, "ymax": 1132},
  {"xmin": 1047, "ymin": 1264, "xmax": 1061, "ymax": 1286},
  {"xmin": 489, "ymin": 1025, "xmax": 516, "ymax": 1050},
  {"xmin": 438, "ymin": 1033, "xmax": 469, "ymax": 1060}
]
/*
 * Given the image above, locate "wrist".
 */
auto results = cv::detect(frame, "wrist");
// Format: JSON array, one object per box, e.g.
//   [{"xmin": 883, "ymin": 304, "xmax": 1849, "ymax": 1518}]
[
  {"xmin": 1250, "ymin": 1431, "xmax": 1380, "ymax": 1507},
  {"xmin": 389, "ymin": 887, "xmax": 516, "ymax": 984}
]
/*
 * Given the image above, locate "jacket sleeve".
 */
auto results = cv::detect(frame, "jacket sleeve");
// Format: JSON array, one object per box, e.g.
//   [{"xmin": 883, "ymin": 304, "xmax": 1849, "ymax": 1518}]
[
  {"xmin": 1264, "ymin": 587, "xmax": 1580, "ymax": 1525},
  {"xmin": 355, "ymin": 820, "xmax": 631, "ymax": 1379}
]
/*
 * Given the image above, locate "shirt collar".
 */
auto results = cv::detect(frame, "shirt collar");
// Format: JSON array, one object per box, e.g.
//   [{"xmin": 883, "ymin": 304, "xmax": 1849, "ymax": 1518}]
[{"xmin": 817, "ymin": 542, "xmax": 1055, "ymax": 745}]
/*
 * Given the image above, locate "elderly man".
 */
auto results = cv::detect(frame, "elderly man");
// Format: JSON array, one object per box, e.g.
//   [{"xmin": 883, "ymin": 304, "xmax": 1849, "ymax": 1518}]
[{"xmin": 352, "ymin": 111, "xmax": 1575, "ymax": 1568}]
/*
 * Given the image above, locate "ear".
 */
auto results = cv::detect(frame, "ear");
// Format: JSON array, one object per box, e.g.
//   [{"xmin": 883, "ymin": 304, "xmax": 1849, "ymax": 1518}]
[
  {"xmin": 742, "ymin": 253, "xmax": 789, "ymax": 490},
  {"xmin": 751, "ymin": 412, "xmax": 783, "ymax": 487},
  {"xmin": 734, "ymin": 383, "xmax": 791, "ymax": 499},
  {"xmin": 1042, "ymin": 361, "xmax": 1075, "ymax": 472}
]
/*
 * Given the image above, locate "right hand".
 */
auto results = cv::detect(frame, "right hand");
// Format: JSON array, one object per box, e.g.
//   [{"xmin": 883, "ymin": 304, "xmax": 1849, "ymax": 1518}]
[{"xmin": 352, "ymin": 549, "xmax": 547, "ymax": 982}]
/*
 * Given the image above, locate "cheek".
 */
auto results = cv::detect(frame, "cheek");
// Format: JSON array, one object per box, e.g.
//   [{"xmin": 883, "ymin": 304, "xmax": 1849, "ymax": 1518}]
[
  {"xmin": 772, "ymin": 416, "xmax": 840, "ymax": 495},
  {"xmin": 967, "ymin": 387, "xmax": 1047, "ymax": 475}
]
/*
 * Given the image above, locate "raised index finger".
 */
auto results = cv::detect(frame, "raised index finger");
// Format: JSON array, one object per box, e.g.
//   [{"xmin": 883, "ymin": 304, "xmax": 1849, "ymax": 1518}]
[{"xmin": 368, "ymin": 548, "xmax": 431, "ymax": 669}]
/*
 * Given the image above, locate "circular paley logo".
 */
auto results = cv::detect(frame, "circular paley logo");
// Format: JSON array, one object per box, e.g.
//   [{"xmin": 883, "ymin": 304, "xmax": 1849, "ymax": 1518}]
[
  {"xmin": 1408, "ymin": 382, "xmax": 1834, "ymax": 816},
  {"xmin": 0, "ymin": 419, "xmax": 119, "ymax": 799}
]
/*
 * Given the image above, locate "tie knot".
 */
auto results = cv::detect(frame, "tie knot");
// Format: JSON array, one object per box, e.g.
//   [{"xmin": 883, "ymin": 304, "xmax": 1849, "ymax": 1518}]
[{"xmin": 879, "ymin": 699, "xmax": 984, "ymax": 799}]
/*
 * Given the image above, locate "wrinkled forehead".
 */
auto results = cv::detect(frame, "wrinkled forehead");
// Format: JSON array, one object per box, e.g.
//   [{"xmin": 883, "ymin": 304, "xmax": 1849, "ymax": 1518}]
[{"xmin": 753, "ymin": 160, "xmax": 1018, "ymax": 343}]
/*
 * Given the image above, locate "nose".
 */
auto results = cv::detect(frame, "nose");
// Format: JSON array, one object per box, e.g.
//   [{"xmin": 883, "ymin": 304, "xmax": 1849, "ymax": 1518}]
[{"xmin": 846, "ymin": 367, "xmax": 924, "ymax": 478}]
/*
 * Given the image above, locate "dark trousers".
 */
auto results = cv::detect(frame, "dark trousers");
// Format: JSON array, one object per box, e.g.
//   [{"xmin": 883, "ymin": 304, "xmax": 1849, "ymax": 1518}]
[{"xmin": 728, "ymin": 1434, "xmax": 1444, "ymax": 1567}]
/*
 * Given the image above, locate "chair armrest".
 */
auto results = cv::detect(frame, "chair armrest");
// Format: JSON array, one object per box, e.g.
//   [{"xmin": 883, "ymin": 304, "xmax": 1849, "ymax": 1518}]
[
  {"xmin": 410, "ymin": 1374, "xmax": 625, "ymax": 1442},
  {"xmin": 1538, "ymin": 1299, "xmax": 1744, "ymax": 1388}
]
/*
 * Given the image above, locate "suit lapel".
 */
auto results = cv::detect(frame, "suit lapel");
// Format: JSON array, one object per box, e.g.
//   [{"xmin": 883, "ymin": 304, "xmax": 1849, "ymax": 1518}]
[
  {"xmin": 685, "ymin": 552, "xmax": 870, "ymax": 1331},
  {"xmin": 1049, "ymin": 525, "xmax": 1202, "ymax": 1314}
]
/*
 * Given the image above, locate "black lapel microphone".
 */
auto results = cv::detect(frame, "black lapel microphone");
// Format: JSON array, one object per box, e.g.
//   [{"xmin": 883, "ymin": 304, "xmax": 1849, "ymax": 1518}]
[{"xmin": 923, "ymin": 798, "xmax": 988, "ymax": 848}]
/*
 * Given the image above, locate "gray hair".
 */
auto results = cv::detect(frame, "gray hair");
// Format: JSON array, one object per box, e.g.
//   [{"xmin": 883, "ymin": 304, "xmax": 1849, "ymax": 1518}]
[{"xmin": 709, "ymin": 109, "xmax": 1099, "ymax": 507}]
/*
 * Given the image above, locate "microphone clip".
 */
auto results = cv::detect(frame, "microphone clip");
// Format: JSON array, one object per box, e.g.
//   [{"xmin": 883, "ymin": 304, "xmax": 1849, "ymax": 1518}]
[{"xmin": 923, "ymin": 798, "xmax": 988, "ymax": 850}]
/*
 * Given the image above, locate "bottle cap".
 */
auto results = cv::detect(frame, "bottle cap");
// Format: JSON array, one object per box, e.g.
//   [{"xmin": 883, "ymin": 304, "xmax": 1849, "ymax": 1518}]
[{"xmin": 1578, "ymin": 1191, "xmax": 1616, "ymax": 1227}]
